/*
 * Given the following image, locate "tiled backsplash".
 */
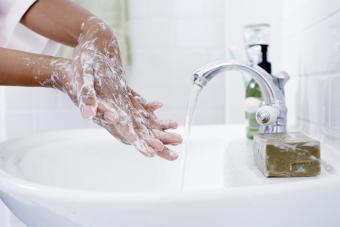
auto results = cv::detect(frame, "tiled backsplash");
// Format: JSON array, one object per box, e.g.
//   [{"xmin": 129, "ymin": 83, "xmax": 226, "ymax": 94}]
[
  {"xmin": 5, "ymin": 87, "xmax": 95, "ymax": 139},
  {"xmin": 282, "ymin": 0, "xmax": 340, "ymax": 145},
  {"xmin": 128, "ymin": 0, "xmax": 226, "ymax": 125},
  {"xmin": 224, "ymin": 0, "xmax": 284, "ymax": 124},
  {"xmin": 0, "ymin": 88, "xmax": 5, "ymax": 141}
]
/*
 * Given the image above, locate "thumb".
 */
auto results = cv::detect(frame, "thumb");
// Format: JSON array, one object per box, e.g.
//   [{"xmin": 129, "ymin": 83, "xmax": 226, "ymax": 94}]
[{"xmin": 77, "ymin": 73, "xmax": 98, "ymax": 119}]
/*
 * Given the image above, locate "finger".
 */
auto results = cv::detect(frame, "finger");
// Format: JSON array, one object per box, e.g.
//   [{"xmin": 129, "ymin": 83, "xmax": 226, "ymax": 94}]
[
  {"xmin": 153, "ymin": 129, "xmax": 183, "ymax": 145},
  {"xmin": 128, "ymin": 111, "xmax": 162, "ymax": 156},
  {"xmin": 79, "ymin": 103, "xmax": 97, "ymax": 119},
  {"xmin": 76, "ymin": 62, "xmax": 97, "ymax": 119},
  {"xmin": 96, "ymin": 101, "xmax": 147, "ymax": 152},
  {"xmin": 145, "ymin": 137, "xmax": 164, "ymax": 152},
  {"xmin": 79, "ymin": 78, "xmax": 96, "ymax": 104},
  {"xmin": 145, "ymin": 101, "xmax": 163, "ymax": 112},
  {"xmin": 156, "ymin": 147, "xmax": 179, "ymax": 161},
  {"xmin": 128, "ymin": 88, "xmax": 141, "ymax": 98},
  {"xmin": 94, "ymin": 104, "xmax": 128, "ymax": 144},
  {"xmin": 100, "ymin": 112, "xmax": 156, "ymax": 158},
  {"xmin": 96, "ymin": 102, "xmax": 119, "ymax": 125},
  {"xmin": 158, "ymin": 120, "xmax": 178, "ymax": 130},
  {"xmin": 129, "ymin": 88, "xmax": 147, "ymax": 105},
  {"xmin": 103, "ymin": 111, "xmax": 119, "ymax": 124},
  {"xmin": 134, "ymin": 113, "xmax": 179, "ymax": 160},
  {"xmin": 133, "ymin": 139, "xmax": 156, "ymax": 157},
  {"xmin": 127, "ymin": 91, "xmax": 149, "ymax": 117}
]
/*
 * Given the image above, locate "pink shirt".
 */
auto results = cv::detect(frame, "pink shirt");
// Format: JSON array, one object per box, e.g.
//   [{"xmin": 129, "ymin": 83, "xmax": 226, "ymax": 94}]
[{"xmin": 0, "ymin": 0, "xmax": 59, "ymax": 55}]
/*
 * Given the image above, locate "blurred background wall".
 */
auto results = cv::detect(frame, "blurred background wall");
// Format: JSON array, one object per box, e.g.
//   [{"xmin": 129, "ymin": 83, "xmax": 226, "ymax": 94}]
[
  {"xmin": 281, "ymin": 0, "xmax": 340, "ymax": 146},
  {"xmin": 223, "ymin": 0, "xmax": 284, "ymax": 124},
  {"xmin": 1, "ymin": 0, "xmax": 340, "ymax": 147},
  {"xmin": 127, "ymin": 0, "xmax": 226, "ymax": 125}
]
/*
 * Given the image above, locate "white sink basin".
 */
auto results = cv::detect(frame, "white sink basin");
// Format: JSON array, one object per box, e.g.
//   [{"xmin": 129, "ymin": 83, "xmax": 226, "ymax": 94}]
[{"xmin": 0, "ymin": 124, "xmax": 339, "ymax": 227}]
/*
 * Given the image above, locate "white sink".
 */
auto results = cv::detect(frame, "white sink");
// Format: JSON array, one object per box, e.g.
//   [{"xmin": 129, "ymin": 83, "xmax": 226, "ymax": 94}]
[{"xmin": 0, "ymin": 125, "xmax": 339, "ymax": 227}]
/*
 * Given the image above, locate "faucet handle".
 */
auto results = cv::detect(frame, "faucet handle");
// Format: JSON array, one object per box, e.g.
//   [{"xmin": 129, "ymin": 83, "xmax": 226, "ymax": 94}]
[
  {"xmin": 244, "ymin": 97, "xmax": 261, "ymax": 113},
  {"xmin": 256, "ymin": 105, "xmax": 279, "ymax": 126},
  {"xmin": 272, "ymin": 71, "xmax": 290, "ymax": 95}
]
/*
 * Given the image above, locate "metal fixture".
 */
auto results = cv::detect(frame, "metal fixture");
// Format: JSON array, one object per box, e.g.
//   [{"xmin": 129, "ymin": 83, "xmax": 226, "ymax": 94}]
[{"xmin": 192, "ymin": 60, "xmax": 289, "ymax": 134}]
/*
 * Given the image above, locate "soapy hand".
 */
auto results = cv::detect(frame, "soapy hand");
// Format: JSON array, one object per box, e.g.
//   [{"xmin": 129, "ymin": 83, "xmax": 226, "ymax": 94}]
[{"xmin": 49, "ymin": 17, "xmax": 182, "ymax": 160}]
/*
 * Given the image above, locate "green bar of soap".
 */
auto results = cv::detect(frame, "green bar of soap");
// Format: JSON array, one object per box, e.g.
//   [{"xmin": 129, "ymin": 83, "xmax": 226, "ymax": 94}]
[{"xmin": 253, "ymin": 132, "xmax": 321, "ymax": 177}]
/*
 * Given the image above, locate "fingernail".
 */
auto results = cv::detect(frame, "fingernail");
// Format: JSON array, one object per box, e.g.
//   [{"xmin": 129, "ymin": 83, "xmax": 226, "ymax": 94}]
[
  {"xmin": 169, "ymin": 120, "xmax": 178, "ymax": 128},
  {"xmin": 145, "ymin": 138, "xmax": 164, "ymax": 151},
  {"xmin": 151, "ymin": 101, "xmax": 163, "ymax": 108},
  {"xmin": 104, "ymin": 111, "xmax": 119, "ymax": 123},
  {"xmin": 174, "ymin": 139, "xmax": 183, "ymax": 145},
  {"xmin": 134, "ymin": 140, "xmax": 155, "ymax": 157},
  {"xmin": 155, "ymin": 101, "xmax": 163, "ymax": 107},
  {"xmin": 142, "ymin": 150, "xmax": 154, "ymax": 157},
  {"xmin": 168, "ymin": 150, "xmax": 179, "ymax": 160},
  {"xmin": 165, "ymin": 133, "xmax": 183, "ymax": 144},
  {"xmin": 81, "ymin": 104, "xmax": 96, "ymax": 119},
  {"xmin": 85, "ymin": 96, "xmax": 96, "ymax": 106}
]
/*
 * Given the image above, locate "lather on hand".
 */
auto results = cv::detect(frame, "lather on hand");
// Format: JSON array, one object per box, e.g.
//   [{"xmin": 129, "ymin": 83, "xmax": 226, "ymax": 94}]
[
  {"xmin": 50, "ymin": 18, "xmax": 182, "ymax": 160},
  {"xmin": 0, "ymin": 0, "xmax": 182, "ymax": 160}
]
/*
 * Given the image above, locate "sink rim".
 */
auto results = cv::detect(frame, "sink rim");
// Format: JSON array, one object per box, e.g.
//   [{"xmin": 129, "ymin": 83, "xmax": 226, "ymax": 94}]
[
  {"xmin": 0, "ymin": 125, "xmax": 339, "ymax": 203},
  {"xmin": 1, "ymin": 166, "xmax": 339, "ymax": 203}
]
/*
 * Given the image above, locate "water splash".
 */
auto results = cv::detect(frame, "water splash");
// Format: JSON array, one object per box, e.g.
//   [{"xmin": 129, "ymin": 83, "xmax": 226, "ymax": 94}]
[{"xmin": 180, "ymin": 84, "xmax": 202, "ymax": 191}]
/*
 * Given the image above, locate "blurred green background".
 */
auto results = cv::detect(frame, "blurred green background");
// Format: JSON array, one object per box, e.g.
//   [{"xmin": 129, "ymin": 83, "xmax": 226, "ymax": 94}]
[{"xmin": 57, "ymin": 0, "xmax": 131, "ymax": 67}]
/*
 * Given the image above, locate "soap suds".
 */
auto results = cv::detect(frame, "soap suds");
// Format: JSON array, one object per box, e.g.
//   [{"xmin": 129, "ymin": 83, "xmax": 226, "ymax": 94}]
[{"xmin": 28, "ymin": 17, "xmax": 178, "ymax": 158}]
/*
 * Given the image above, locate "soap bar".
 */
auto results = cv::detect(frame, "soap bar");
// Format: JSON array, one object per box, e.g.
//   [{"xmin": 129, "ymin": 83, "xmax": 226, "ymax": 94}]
[{"xmin": 254, "ymin": 132, "xmax": 320, "ymax": 177}]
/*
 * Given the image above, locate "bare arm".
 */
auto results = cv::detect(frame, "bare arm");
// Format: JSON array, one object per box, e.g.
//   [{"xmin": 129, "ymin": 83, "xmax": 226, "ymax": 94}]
[
  {"xmin": 21, "ymin": 0, "xmax": 93, "ymax": 47},
  {"xmin": 0, "ymin": 0, "xmax": 108, "ymax": 87},
  {"xmin": 0, "ymin": 0, "xmax": 92, "ymax": 87},
  {"xmin": 0, "ymin": 47, "xmax": 68, "ymax": 87}
]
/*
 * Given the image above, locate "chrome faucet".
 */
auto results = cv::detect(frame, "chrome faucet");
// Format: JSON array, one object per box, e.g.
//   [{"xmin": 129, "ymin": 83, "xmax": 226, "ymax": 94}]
[{"xmin": 192, "ymin": 60, "xmax": 289, "ymax": 134}]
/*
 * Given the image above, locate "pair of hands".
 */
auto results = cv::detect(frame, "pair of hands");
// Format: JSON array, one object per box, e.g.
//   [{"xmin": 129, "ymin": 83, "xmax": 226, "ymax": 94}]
[{"xmin": 51, "ymin": 18, "xmax": 182, "ymax": 160}]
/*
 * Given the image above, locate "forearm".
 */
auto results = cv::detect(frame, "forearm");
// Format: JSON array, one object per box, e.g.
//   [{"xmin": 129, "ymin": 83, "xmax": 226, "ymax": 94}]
[
  {"xmin": 21, "ymin": 0, "xmax": 118, "ymax": 59},
  {"xmin": 21, "ymin": 0, "xmax": 94, "ymax": 47},
  {"xmin": 0, "ymin": 47, "xmax": 70, "ymax": 87}
]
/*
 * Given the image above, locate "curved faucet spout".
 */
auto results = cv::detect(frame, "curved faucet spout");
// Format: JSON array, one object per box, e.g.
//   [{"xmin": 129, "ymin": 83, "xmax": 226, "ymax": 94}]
[
  {"xmin": 193, "ymin": 60, "xmax": 283, "ymax": 105},
  {"xmin": 192, "ymin": 60, "xmax": 288, "ymax": 134}
]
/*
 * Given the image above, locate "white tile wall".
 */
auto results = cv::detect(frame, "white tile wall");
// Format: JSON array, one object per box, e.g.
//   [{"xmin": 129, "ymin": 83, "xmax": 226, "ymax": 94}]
[
  {"xmin": 0, "ymin": 88, "xmax": 6, "ymax": 141},
  {"xmin": 224, "ymin": 0, "xmax": 284, "ymax": 124},
  {"xmin": 282, "ymin": 0, "xmax": 340, "ymax": 144},
  {"xmin": 4, "ymin": 87, "xmax": 96, "ymax": 139},
  {"xmin": 128, "ymin": 0, "xmax": 226, "ymax": 125}
]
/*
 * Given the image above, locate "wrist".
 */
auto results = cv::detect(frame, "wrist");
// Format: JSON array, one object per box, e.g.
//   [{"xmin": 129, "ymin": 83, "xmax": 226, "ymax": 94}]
[
  {"xmin": 32, "ymin": 56, "xmax": 72, "ymax": 91},
  {"xmin": 80, "ymin": 17, "xmax": 112, "ymax": 39},
  {"xmin": 78, "ymin": 17, "xmax": 119, "ymax": 59},
  {"xmin": 47, "ymin": 58, "xmax": 73, "ymax": 91}
]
